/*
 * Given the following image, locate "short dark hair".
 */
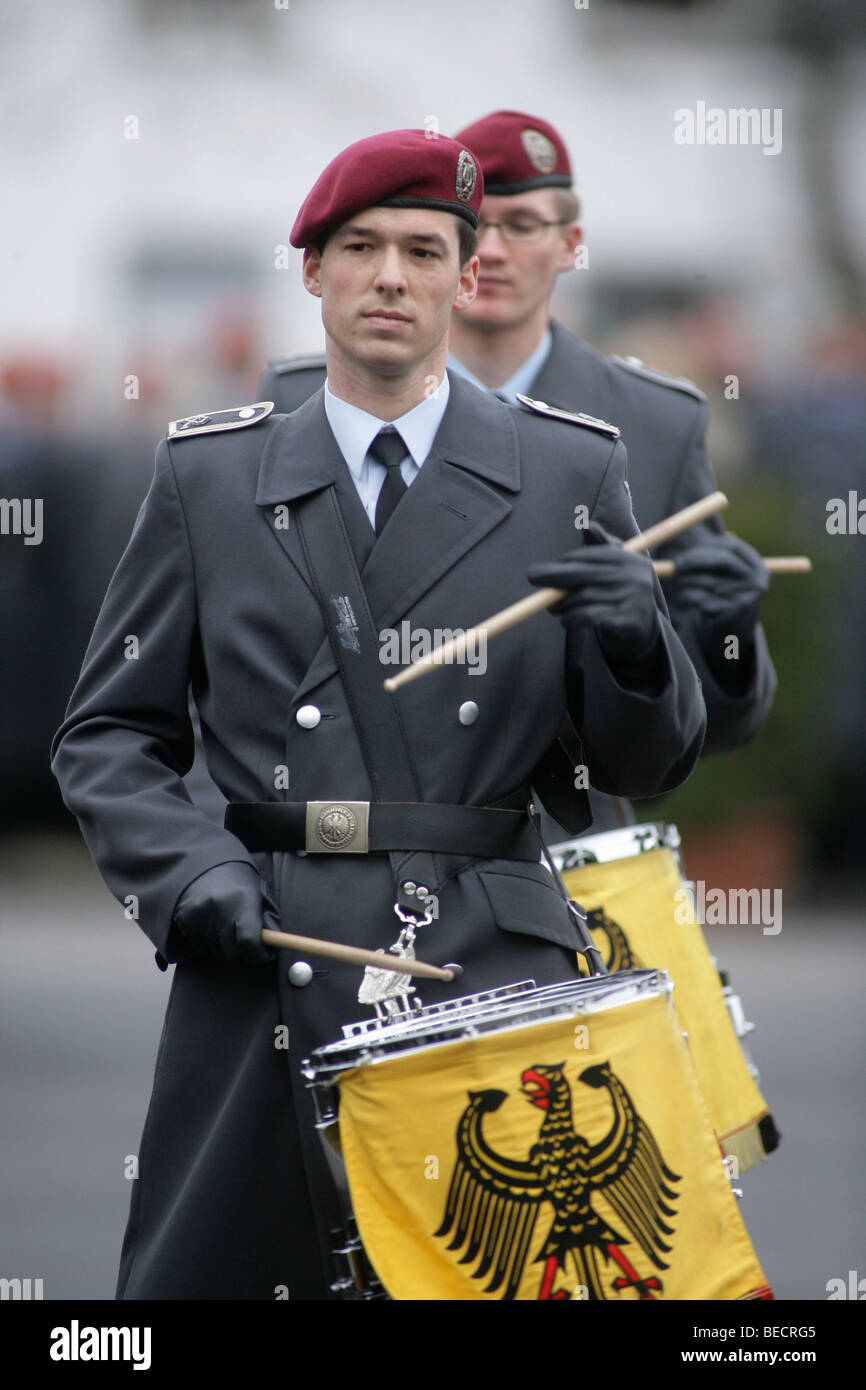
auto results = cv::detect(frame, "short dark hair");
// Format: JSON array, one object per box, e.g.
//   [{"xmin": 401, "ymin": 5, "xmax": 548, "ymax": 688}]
[
  {"xmin": 550, "ymin": 187, "xmax": 581, "ymax": 224},
  {"xmin": 314, "ymin": 212, "xmax": 478, "ymax": 264},
  {"xmin": 456, "ymin": 217, "xmax": 478, "ymax": 266}
]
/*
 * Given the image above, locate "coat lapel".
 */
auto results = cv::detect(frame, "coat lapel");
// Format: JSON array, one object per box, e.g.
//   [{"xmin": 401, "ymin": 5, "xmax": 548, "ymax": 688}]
[
  {"xmin": 255, "ymin": 388, "xmax": 345, "ymax": 593},
  {"xmin": 256, "ymin": 373, "xmax": 521, "ymax": 702}
]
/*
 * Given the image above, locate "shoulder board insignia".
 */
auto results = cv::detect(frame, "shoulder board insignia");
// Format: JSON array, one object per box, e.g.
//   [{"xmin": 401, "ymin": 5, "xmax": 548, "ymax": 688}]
[
  {"xmin": 516, "ymin": 394, "xmax": 620, "ymax": 439},
  {"xmin": 610, "ymin": 355, "xmax": 705, "ymax": 402},
  {"xmin": 268, "ymin": 353, "xmax": 327, "ymax": 376},
  {"xmin": 168, "ymin": 401, "xmax": 275, "ymax": 440}
]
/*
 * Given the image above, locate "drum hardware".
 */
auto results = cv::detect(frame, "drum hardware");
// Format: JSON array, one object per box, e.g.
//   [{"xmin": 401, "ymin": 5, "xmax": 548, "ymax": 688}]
[
  {"xmin": 722, "ymin": 987, "xmax": 761, "ymax": 1082},
  {"xmin": 549, "ymin": 822, "xmax": 682, "ymax": 872},
  {"xmin": 305, "ymin": 1081, "xmax": 391, "ymax": 1300},
  {"xmin": 723, "ymin": 988, "xmax": 756, "ymax": 1041},
  {"xmin": 328, "ymin": 1218, "xmax": 387, "ymax": 1301},
  {"xmin": 304, "ymin": 972, "xmax": 670, "ymax": 1100},
  {"xmin": 339, "ymin": 978, "xmax": 533, "ymax": 1043},
  {"xmin": 357, "ymin": 918, "xmax": 423, "ymax": 1020},
  {"xmin": 711, "ymin": 959, "xmax": 761, "ymax": 1082},
  {"xmin": 355, "ymin": 896, "xmax": 453, "ymax": 1020}
]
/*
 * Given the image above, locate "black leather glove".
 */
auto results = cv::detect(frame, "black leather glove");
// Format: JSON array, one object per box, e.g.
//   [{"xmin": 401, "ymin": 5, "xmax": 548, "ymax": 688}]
[
  {"xmin": 665, "ymin": 534, "xmax": 768, "ymax": 636},
  {"xmin": 527, "ymin": 521, "xmax": 663, "ymax": 674},
  {"xmin": 171, "ymin": 862, "xmax": 278, "ymax": 965},
  {"xmin": 665, "ymin": 534, "xmax": 767, "ymax": 688}
]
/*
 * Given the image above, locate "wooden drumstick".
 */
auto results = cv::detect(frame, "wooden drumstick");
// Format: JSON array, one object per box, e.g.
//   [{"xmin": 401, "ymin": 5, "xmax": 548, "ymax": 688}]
[
  {"xmin": 653, "ymin": 555, "xmax": 812, "ymax": 579},
  {"xmin": 261, "ymin": 927, "xmax": 459, "ymax": 982},
  {"xmin": 383, "ymin": 490, "xmax": 728, "ymax": 693}
]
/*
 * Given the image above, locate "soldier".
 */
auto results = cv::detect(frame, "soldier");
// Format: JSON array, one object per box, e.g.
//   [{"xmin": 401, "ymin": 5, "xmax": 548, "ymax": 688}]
[
  {"xmin": 260, "ymin": 111, "xmax": 775, "ymax": 832},
  {"xmin": 52, "ymin": 129, "xmax": 705, "ymax": 1300}
]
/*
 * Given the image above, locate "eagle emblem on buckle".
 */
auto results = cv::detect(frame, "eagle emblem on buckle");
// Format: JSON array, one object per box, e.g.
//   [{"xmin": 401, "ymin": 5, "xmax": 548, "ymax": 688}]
[{"xmin": 315, "ymin": 803, "xmax": 358, "ymax": 849}]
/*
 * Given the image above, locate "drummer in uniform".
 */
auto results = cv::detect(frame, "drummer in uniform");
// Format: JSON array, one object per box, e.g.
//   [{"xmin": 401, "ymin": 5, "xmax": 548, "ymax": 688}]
[
  {"xmin": 439, "ymin": 112, "xmax": 781, "ymax": 1166},
  {"xmin": 52, "ymin": 129, "xmax": 706, "ymax": 1300},
  {"xmin": 257, "ymin": 114, "xmax": 785, "ymax": 1171},
  {"xmin": 447, "ymin": 109, "xmax": 776, "ymax": 834}
]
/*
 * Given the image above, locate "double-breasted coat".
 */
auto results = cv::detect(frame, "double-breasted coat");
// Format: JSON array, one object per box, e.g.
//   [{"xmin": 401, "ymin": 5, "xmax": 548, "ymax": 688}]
[
  {"xmin": 260, "ymin": 323, "xmax": 776, "ymax": 830},
  {"xmin": 52, "ymin": 372, "xmax": 705, "ymax": 1299}
]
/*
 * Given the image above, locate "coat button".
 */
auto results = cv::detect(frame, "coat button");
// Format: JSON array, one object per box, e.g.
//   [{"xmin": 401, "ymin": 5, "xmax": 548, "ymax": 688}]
[
  {"xmin": 288, "ymin": 961, "xmax": 313, "ymax": 987},
  {"xmin": 458, "ymin": 701, "xmax": 479, "ymax": 726},
  {"xmin": 296, "ymin": 705, "xmax": 322, "ymax": 729}
]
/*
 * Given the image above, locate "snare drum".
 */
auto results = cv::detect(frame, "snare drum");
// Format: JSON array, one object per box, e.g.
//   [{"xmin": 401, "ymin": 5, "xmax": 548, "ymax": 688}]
[
  {"xmin": 303, "ymin": 971, "xmax": 772, "ymax": 1302},
  {"xmin": 550, "ymin": 823, "xmax": 779, "ymax": 1171}
]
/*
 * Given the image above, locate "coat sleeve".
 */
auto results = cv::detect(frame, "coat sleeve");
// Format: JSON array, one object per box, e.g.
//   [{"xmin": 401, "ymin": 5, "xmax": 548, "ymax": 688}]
[
  {"xmin": 565, "ymin": 438, "xmax": 707, "ymax": 799},
  {"xmin": 50, "ymin": 439, "xmax": 258, "ymax": 956},
  {"xmin": 660, "ymin": 398, "xmax": 777, "ymax": 755}
]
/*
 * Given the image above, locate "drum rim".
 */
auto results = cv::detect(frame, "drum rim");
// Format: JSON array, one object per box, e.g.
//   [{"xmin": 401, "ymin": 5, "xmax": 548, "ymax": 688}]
[
  {"xmin": 302, "ymin": 968, "xmax": 671, "ymax": 1080},
  {"xmin": 549, "ymin": 821, "xmax": 682, "ymax": 868}
]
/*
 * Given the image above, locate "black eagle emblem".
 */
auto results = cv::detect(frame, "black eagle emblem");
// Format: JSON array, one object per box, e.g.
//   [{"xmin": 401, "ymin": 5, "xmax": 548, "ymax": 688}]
[
  {"xmin": 577, "ymin": 906, "xmax": 644, "ymax": 976},
  {"xmin": 434, "ymin": 1061, "xmax": 680, "ymax": 1300}
]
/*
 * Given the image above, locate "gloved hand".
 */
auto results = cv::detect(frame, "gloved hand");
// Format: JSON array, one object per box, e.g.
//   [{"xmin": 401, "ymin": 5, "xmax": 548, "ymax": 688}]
[
  {"xmin": 527, "ymin": 521, "xmax": 663, "ymax": 672},
  {"xmin": 664, "ymin": 534, "xmax": 769, "ymax": 638},
  {"xmin": 171, "ymin": 862, "xmax": 279, "ymax": 965}
]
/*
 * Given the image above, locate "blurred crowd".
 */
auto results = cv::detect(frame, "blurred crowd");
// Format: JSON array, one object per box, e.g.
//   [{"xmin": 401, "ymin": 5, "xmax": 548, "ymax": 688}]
[{"xmin": 3, "ymin": 297, "xmax": 864, "ymax": 891}]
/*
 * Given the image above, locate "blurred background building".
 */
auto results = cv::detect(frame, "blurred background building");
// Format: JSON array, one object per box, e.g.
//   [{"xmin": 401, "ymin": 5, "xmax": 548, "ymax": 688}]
[{"xmin": 1, "ymin": 0, "xmax": 864, "ymax": 1301}]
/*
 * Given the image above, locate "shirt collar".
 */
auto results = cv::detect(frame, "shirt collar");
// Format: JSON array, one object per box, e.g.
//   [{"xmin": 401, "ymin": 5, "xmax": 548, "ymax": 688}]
[
  {"xmin": 447, "ymin": 327, "xmax": 552, "ymax": 406},
  {"xmin": 324, "ymin": 372, "xmax": 450, "ymax": 479}
]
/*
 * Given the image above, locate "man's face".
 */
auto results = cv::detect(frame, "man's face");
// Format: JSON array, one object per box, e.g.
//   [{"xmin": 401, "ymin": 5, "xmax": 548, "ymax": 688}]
[
  {"xmin": 453, "ymin": 189, "xmax": 580, "ymax": 332},
  {"xmin": 303, "ymin": 206, "xmax": 478, "ymax": 377}
]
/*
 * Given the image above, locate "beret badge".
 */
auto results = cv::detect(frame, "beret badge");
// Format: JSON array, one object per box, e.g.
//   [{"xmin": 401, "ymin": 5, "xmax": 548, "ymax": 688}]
[
  {"xmin": 455, "ymin": 149, "xmax": 478, "ymax": 203},
  {"xmin": 520, "ymin": 128, "xmax": 557, "ymax": 174}
]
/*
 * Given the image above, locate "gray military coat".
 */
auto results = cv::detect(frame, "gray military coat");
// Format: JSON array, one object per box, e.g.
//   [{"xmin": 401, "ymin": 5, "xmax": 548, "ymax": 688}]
[
  {"xmin": 260, "ymin": 324, "xmax": 776, "ymax": 824},
  {"xmin": 52, "ymin": 372, "xmax": 705, "ymax": 1299}
]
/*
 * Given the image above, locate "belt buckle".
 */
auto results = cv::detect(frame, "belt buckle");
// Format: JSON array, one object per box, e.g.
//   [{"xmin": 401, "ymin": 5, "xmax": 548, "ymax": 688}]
[{"xmin": 306, "ymin": 801, "xmax": 370, "ymax": 853}]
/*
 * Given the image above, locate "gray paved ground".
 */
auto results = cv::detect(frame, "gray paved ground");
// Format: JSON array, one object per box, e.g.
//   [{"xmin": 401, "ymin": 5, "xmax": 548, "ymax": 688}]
[{"xmin": 1, "ymin": 834, "xmax": 863, "ymax": 1301}]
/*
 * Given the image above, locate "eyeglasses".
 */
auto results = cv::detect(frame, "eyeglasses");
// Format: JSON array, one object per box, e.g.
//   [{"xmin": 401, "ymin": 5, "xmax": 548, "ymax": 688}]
[{"xmin": 476, "ymin": 216, "xmax": 571, "ymax": 243}]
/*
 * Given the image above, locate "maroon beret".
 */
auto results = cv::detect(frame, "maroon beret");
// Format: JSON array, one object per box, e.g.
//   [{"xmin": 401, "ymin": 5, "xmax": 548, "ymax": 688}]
[
  {"xmin": 290, "ymin": 129, "xmax": 484, "ymax": 248},
  {"xmin": 453, "ymin": 110, "xmax": 572, "ymax": 195}
]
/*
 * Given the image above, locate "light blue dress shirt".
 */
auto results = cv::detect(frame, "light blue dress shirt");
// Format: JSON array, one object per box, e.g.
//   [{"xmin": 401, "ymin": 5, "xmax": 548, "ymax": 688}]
[
  {"xmin": 447, "ymin": 328, "xmax": 552, "ymax": 406},
  {"xmin": 324, "ymin": 373, "xmax": 451, "ymax": 528}
]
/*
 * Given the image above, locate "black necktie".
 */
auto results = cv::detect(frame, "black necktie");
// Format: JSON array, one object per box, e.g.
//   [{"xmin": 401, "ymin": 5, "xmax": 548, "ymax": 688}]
[{"xmin": 369, "ymin": 427, "xmax": 408, "ymax": 536}]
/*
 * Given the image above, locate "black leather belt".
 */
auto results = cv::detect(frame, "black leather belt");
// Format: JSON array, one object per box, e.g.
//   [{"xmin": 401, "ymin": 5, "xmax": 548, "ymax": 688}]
[{"xmin": 226, "ymin": 799, "xmax": 539, "ymax": 860}]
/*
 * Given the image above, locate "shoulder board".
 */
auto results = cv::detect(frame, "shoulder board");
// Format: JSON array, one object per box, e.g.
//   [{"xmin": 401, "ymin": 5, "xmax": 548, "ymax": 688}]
[
  {"xmin": 268, "ymin": 353, "xmax": 327, "ymax": 376},
  {"xmin": 516, "ymin": 394, "xmax": 620, "ymax": 439},
  {"xmin": 610, "ymin": 355, "xmax": 705, "ymax": 402},
  {"xmin": 168, "ymin": 401, "xmax": 275, "ymax": 440}
]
